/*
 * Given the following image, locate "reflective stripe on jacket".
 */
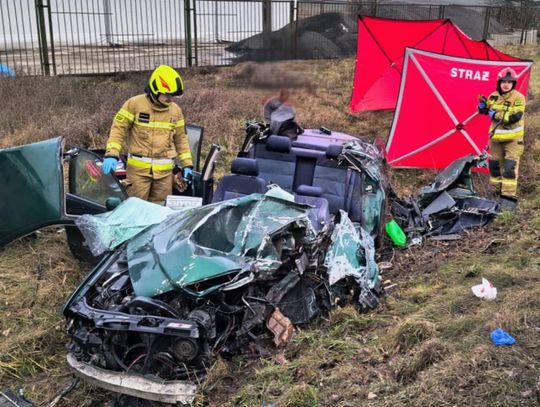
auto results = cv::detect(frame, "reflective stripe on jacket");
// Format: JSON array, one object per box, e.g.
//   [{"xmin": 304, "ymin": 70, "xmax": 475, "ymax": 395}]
[
  {"xmin": 105, "ymin": 94, "xmax": 193, "ymax": 167},
  {"xmin": 127, "ymin": 154, "xmax": 175, "ymax": 171},
  {"xmin": 486, "ymin": 89, "xmax": 526, "ymax": 141}
]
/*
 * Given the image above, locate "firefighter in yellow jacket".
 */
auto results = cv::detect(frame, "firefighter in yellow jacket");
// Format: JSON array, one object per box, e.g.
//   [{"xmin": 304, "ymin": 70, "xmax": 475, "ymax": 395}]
[
  {"xmin": 102, "ymin": 65, "xmax": 193, "ymax": 203},
  {"xmin": 478, "ymin": 68, "xmax": 526, "ymax": 202}
]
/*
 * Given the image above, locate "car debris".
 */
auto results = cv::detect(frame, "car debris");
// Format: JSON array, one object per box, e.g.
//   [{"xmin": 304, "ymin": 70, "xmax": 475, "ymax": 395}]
[
  {"xmin": 75, "ymin": 198, "xmax": 174, "ymax": 256},
  {"xmin": 64, "ymin": 190, "xmax": 383, "ymax": 403},
  {"xmin": 391, "ymin": 154, "xmax": 501, "ymax": 242},
  {"xmin": 1, "ymin": 126, "xmax": 387, "ymax": 404},
  {"xmin": 0, "ymin": 390, "xmax": 37, "ymax": 407},
  {"xmin": 267, "ymin": 309, "xmax": 294, "ymax": 346}
]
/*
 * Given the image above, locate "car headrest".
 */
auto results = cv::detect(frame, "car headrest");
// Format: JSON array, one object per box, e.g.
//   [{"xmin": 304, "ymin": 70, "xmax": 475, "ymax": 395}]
[
  {"xmin": 231, "ymin": 158, "xmax": 259, "ymax": 176},
  {"xmin": 296, "ymin": 185, "xmax": 323, "ymax": 197},
  {"xmin": 266, "ymin": 135, "xmax": 292, "ymax": 153},
  {"xmin": 326, "ymin": 144, "xmax": 343, "ymax": 159}
]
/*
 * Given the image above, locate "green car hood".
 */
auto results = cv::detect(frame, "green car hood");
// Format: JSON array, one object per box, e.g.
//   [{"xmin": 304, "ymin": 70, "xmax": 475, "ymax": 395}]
[
  {"xmin": 126, "ymin": 194, "xmax": 313, "ymax": 297},
  {"xmin": 0, "ymin": 137, "xmax": 66, "ymax": 247}
]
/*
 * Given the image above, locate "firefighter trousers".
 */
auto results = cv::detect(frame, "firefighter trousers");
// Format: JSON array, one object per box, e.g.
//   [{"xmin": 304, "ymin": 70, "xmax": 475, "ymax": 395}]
[
  {"xmin": 489, "ymin": 138, "xmax": 524, "ymax": 198},
  {"xmin": 125, "ymin": 164, "xmax": 173, "ymax": 203}
]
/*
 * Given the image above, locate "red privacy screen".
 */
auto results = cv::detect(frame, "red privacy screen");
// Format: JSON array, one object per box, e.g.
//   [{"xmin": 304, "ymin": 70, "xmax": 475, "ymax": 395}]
[
  {"xmin": 385, "ymin": 48, "xmax": 533, "ymax": 169},
  {"xmin": 349, "ymin": 16, "xmax": 521, "ymax": 113}
]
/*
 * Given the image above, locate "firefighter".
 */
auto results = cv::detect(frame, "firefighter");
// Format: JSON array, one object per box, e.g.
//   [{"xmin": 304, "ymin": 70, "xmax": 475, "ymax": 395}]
[
  {"xmin": 102, "ymin": 65, "xmax": 193, "ymax": 203},
  {"xmin": 478, "ymin": 68, "xmax": 526, "ymax": 203}
]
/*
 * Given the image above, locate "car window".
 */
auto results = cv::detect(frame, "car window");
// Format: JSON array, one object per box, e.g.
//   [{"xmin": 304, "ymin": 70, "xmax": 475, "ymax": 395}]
[{"xmin": 69, "ymin": 149, "xmax": 126, "ymax": 206}]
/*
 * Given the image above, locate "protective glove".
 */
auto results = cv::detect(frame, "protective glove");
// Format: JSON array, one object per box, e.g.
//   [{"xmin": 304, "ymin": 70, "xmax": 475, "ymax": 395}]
[
  {"xmin": 488, "ymin": 110, "xmax": 496, "ymax": 120},
  {"xmin": 182, "ymin": 166, "xmax": 193, "ymax": 182},
  {"xmin": 478, "ymin": 101, "xmax": 487, "ymax": 110},
  {"xmin": 102, "ymin": 157, "xmax": 118, "ymax": 175}
]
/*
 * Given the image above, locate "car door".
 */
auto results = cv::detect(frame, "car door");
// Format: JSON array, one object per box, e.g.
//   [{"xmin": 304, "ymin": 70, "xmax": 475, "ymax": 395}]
[
  {"xmin": 65, "ymin": 127, "xmax": 218, "ymax": 261},
  {"xmin": 0, "ymin": 138, "xmax": 126, "ymax": 255},
  {"xmin": 64, "ymin": 147, "xmax": 128, "ymax": 262}
]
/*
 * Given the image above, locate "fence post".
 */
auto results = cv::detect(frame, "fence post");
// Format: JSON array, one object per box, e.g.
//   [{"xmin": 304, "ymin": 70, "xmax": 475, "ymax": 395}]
[
  {"xmin": 289, "ymin": 0, "xmax": 295, "ymax": 59},
  {"xmin": 371, "ymin": 1, "xmax": 378, "ymax": 17},
  {"xmin": 263, "ymin": 0, "xmax": 272, "ymax": 33},
  {"xmin": 192, "ymin": 0, "xmax": 199, "ymax": 66},
  {"xmin": 482, "ymin": 6, "xmax": 491, "ymax": 41},
  {"xmin": 262, "ymin": 0, "xmax": 272, "ymax": 56},
  {"xmin": 519, "ymin": 4, "xmax": 526, "ymax": 45},
  {"xmin": 184, "ymin": 0, "xmax": 193, "ymax": 67},
  {"xmin": 46, "ymin": 0, "xmax": 56, "ymax": 75},
  {"xmin": 289, "ymin": 0, "xmax": 294, "ymax": 24},
  {"xmin": 35, "ymin": 0, "xmax": 50, "ymax": 75},
  {"xmin": 438, "ymin": 5, "xmax": 445, "ymax": 19},
  {"xmin": 103, "ymin": 0, "xmax": 112, "ymax": 45}
]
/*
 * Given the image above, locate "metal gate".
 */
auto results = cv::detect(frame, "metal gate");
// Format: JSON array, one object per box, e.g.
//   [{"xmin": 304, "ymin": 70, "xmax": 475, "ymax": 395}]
[
  {"xmin": 189, "ymin": 0, "xmax": 293, "ymax": 66},
  {"xmin": 0, "ymin": 0, "xmax": 294, "ymax": 75},
  {"xmin": 1, "ymin": 1, "xmax": 538, "ymax": 76},
  {"xmin": 42, "ymin": 0, "xmax": 191, "ymax": 75}
]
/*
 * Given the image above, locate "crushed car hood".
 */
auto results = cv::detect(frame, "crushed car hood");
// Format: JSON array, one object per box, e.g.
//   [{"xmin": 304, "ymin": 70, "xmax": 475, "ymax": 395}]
[
  {"xmin": 0, "ymin": 137, "xmax": 67, "ymax": 247},
  {"xmin": 125, "ymin": 193, "xmax": 314, "ymax": 297}
]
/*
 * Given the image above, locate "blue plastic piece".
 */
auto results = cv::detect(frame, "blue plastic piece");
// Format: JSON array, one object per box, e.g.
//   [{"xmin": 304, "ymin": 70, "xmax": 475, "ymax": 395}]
[
  {"xmin": 490, "ymin": 328, "xmax": 515, "ymax": 346},
  {"xmin": 478, "ymin": 101, "xmax": 486, "ymax": 110},
  {"xmin": 0, "ymin": 63, "xmax": 16, "ymax": 77},
  {"xmin": 488, "ymin": 110, "xmax": 496, "ymax": 120}
]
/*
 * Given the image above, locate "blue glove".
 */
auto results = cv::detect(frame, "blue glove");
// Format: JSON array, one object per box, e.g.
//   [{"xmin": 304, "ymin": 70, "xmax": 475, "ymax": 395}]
[
  {"xmin": 488, "ymin": 110, "xmax": 496, "ymax": 120},
  {"xmin": 490, "ymin": 328, "xmax": 515, "ymax": 346},
  {"xmin": 182, "ymin": 166, "xmax": 193, "ymax": 181},
  {"xmin": 478, "ymin": 101, "xmax": 486, "ymax": 110},
  {"xmin": 102, "ymin": 157, "xmax": 118, "ymax": 175}
]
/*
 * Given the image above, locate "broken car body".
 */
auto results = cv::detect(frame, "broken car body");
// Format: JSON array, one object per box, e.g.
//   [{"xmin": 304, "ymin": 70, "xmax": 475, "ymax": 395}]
[
  {"xmin": 391, "ymin": 154, "xmax": 501, "ymax": 241},
  {"xmin": 0, "ymin": 126, "xmax": 386, "ymax": 403}
]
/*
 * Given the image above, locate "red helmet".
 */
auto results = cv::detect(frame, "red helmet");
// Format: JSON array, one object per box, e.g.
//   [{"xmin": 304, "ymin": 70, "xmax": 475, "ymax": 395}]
[{"xmin": 497, "ymin": 68, "xmax": 517, "ymax": 83}]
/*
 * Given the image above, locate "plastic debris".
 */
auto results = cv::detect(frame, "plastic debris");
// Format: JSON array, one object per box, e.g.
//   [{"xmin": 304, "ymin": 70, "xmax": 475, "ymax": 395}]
[
  {"xmin": 385, "ymin": 219, "xmax": 407, "ymax": 247},
  {"xmin": 0, "ymin": 63, "xmax": 16, "ymax": 77},
  {"xmin": 471, "ymin": 278, "xmax": 497, "ymax": 300},
  {"xmin": 267, "ymin": 309, "xmax": 294, "ymax": 347},
  {"xmin": 490, "ymin": 328, "xmax": 516, "ymax": 346}
]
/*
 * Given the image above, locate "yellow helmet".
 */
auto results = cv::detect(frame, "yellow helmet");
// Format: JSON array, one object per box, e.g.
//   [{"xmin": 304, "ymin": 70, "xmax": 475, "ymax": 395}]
[{"xmin": 148, "ymin": 65, "xmax": 184, "ymax": 97}]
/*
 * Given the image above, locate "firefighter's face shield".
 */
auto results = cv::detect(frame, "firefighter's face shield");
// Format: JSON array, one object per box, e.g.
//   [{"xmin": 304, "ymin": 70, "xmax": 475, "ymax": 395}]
[{"xmin": 158, "ymin": 93, "xmax": 182, "ymax": 105}]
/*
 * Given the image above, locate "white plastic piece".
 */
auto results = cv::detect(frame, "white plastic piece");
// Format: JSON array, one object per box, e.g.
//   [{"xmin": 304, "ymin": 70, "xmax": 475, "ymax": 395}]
[
  {"xmin": 166, "ymin": 195, "xmax": 203, "ymax": 211},
  {"xmin": 471, "ymin": 278, "xmax": 497, "ymax": 300}
]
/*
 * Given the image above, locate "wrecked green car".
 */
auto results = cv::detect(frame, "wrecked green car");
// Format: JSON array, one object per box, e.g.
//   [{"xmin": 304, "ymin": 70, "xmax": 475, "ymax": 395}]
[{"xmin": 0, "ymin": 126, "xmax": 386, "ymax": 404}]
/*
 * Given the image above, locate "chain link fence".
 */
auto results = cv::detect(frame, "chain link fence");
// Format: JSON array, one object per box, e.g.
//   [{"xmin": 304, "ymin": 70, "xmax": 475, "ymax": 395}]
[{"xmin": 1, "ymin": 0, "xmax": 538, "ymax": 76}]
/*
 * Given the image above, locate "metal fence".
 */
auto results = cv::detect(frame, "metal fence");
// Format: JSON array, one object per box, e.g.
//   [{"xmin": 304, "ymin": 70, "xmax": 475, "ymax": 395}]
[{"xmin": 1, "ymin": 0, "xmax": 539, "ymax": 76}]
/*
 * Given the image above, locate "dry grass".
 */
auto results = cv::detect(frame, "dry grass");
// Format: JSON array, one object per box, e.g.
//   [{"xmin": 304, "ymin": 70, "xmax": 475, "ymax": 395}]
[{"xmin": 1, "ymin": 45, "xmax": 539, "ymax": 406}]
